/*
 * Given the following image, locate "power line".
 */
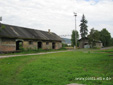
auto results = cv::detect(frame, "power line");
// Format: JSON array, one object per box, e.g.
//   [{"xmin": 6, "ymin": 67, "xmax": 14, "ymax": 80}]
[{"xmin": 59, "ymin": 35, "xmax": 71, "ymax": 37}]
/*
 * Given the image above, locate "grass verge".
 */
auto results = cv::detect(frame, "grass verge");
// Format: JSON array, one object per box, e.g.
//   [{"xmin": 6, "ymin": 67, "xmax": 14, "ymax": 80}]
[{"xmin": 0, "ymin": 48, "xmax": 67, "ymax": 56}]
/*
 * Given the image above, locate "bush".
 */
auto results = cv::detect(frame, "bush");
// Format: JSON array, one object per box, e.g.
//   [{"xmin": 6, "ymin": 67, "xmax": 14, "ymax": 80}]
[{"xmin": 62, "ymin": 43, "xmax": 68, "ymax": 48}]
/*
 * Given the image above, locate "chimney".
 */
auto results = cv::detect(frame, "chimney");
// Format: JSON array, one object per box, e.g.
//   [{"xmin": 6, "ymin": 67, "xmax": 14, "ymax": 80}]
[{"xmin": 48, "ymin": 29, "xmax": 50, "ymax": 33}]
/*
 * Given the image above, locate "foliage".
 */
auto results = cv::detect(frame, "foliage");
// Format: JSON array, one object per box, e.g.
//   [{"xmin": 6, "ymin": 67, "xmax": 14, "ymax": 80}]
[
  {"xmin": 88, "ymin": 28, "xmax": 100, "ymax": 47},
  {"xmin": 0, "ymin": 49, "xmax": 113, "ymax": 85},
  {"xmin": 62, "ymin": 43, "xmax": 68, "ymax": 48},
  {"xmin": 1, "ymin": 25, "xmax": 5, "ymax": 29},
  {"xmin": 100, "ymin": 28, "xmax": 111, "ymax": 47},
  {"xmin": 0, "ymin": 24, "xmax": 5, "ymax": 32},
  {"xmin": 80, "ymin": 14, "xmax": 88, "ymax": 39},
  {"xmin": 71, "ymin": 30, "xmax": 79, "ymax": 47},
  {"xmin": 110, "ymin": 38, "xmax": 113, "ymax": 46},
  {"xmin": 19, "ymin": 42, "xmax": 24, "ymax": 51},
  {"xmin": 88, "ymin": 28, "xmax": 113, "ymax": 47}
]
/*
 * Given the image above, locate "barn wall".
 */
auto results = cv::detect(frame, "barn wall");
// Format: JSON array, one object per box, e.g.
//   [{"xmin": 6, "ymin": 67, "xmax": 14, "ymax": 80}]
[
  {"xmin": 55, "ymin": 42, "xmax": 62, "ymax": 49},
  {"xmin": 42, "ymin": 42, "xmax": 46, "ymax": 49},
  {"xmin": 23, "ymin": 40, "xmax": 37, "ymax": 50},
  {"xmin": 42, "ymin": 41, "xmax": 62, "ymax": 49},
  {"xmin": 42, "ymin": 42, "xmax": 52, "ymax": 49},
  {"xmin": 0, "ymin": 38, "xmax": 16, "ymax": 52},
  {"xmin": 0, "ymin": 38, "xmax": 62, "ymax": 52},
  {"xmin": 46, "ymin": 42, "xmax": 52, "ymax": 49}
]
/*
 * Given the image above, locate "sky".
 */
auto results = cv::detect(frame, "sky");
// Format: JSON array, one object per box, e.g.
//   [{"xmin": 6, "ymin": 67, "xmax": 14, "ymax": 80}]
[{"xmin": 0, "ymin": 0, "xmax": 113, "ymax": 39}]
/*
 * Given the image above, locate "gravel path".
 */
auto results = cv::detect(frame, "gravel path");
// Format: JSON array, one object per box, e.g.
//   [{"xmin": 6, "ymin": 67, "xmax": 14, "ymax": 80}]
[
  {"xmin": 100, "ymin": 46, "xmax": 113, "ymax": 50},
  {"xmin": 0, "ymin": 46, "xmax": 112, "ymax": 59}
]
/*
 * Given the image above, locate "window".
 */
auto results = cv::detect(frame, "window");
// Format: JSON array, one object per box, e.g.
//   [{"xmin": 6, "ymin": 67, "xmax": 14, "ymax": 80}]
[
  {"xmin": 46, "ymin": 42, "xmax": 49, "ymax": 45},
  {"xmin": 29, "ymin": 41, "xmax": 33, "ymax": 45}
]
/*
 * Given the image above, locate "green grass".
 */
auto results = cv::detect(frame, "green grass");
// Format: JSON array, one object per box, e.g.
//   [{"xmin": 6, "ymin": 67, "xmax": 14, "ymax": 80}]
[
  {"xmin": 100, "ymin": 48, "xmax": 113, "ymax": 52},
  {"xmin": 0, "ymin": 48, "xmax": 67, "ymax": 56},
  {"xmin": 0, "ymin": 49, "xmax": 113, "ymax": 85}
]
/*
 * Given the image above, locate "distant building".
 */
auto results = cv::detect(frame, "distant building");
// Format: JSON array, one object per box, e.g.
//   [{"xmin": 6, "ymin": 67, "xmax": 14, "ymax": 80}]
[
  {"xmin": 78, "ymin": 37, "xmax": 103, "ymax": 48},
  {"xmin": 0, "ymin": 23, "xmax": 62, "ymax": 52}
]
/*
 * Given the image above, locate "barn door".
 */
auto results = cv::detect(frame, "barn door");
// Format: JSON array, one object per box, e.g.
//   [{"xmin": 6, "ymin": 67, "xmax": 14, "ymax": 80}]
[
  {"xmin": 52, "ymin": 42, "xmax": 55, "ymax": 49},
  {"xmin": 16, "ymin": 41, "xmax": 23, "ymax": 50},
  {"xmin": 38, "ymin": 42, "xmax": 42, "ymax": 49}
]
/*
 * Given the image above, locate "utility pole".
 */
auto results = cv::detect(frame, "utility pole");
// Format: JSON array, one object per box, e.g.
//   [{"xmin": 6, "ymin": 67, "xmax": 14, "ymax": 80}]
[
  {"xmin": 74, "ymin": 12, "xmax": 77, "ymax": 49},
  {"xmin": 0, "ymin": 17, "xmax": 2, "ymax": 21}
]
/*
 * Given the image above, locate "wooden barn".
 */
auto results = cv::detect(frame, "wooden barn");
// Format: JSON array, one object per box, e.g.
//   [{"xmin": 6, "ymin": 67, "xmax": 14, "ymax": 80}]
[{"xmin": 0, "ymin": 23, "xmax": 62, "ymax": 52}]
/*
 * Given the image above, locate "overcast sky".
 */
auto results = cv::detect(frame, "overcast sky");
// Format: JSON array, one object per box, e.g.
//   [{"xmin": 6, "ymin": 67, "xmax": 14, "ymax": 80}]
[{"xmin": 0, "ymin": 0, "xmax": 113, "ymax": 38}]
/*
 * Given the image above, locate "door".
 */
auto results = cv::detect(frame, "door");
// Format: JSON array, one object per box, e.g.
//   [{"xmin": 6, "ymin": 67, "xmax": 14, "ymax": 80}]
[
  {"xmin": 52, "ymin": 42, "xmax": 55, "ymax": 49},
  {"xmin": 16, "ymin": 41, "xmax": 23, "ymax": 50},
  {"xmin": 38, "ymin": 42, "xmax": 42, "ymax": 49}
]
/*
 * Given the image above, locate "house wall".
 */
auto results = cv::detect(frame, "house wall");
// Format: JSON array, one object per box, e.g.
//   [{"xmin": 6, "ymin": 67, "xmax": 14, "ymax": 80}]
[
  {"xmin": 79, "ymin": 39, "xmax": 103, "ymax": 48},
  {"xmin": 0, "ymin": 38, "xmax": 16, "ymax": 52},
  {"xmin": 79, "ymin": 39, "xmax": 89, "ymax": 48},
  {"xmin": 96, "ymin": 43, "xmax": 103, "ymax": 48},
  {"xmin": 79, "ymin": 41, "xmax": 83, "ymax": 48}
]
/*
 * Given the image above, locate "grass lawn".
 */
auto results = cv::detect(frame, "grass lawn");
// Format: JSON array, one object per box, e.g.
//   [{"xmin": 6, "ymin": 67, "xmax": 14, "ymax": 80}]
[{"xmin": 0, "ymin": 49, "xmax": 113, "ymax": 85}]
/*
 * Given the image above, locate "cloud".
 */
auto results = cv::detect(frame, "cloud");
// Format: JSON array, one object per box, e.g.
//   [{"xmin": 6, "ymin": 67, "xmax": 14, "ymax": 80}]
[{"xmin": 0, "ymin": 0, "xmax": 113, "ymax": 38}]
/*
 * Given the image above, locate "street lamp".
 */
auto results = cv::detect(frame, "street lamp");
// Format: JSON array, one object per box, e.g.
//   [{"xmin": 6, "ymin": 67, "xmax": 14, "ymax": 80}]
[{"xmin": 74, "ymin": 12, "xmax": 77, "ymax": 49}]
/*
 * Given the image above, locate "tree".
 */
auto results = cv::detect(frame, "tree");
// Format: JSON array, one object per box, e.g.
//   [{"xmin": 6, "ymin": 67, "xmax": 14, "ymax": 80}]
[
  {"xmin": 80, "ymin": 14, "xmax": 88, "ymax": 39},
  {"xmin": 110, "ymin": 38, "xmax": 113, "ymax": 46},
  {"xmin": 100, "ymin": 28, "xmax": 111, "ymax": 47},
  {"xmin": 88, "ymin": 28, "xmax": 100, "ymax": 47},
  {"xmin": 71, "ymin": 30, "xmax": 79, "ymax": 47}
]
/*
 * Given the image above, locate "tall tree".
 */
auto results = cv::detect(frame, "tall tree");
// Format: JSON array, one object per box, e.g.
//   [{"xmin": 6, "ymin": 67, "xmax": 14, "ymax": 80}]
[
  {"xmin": 71, "ymin": 30, "xmax": 79, "ymax": 47},
  {"xmin": 80, "ymin": 14, "xmax": 88, "ymax": 39},
  {"xmin": 88, "ymin": 28, "xmax": 100, "ymax": 47},
  {"xmin": 110, "ymin": 38, "xmax": 113, "ymax": 46},
  {"xmin": 100, "ymin": 28, "xmax": 111, "ymax": 47}
]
